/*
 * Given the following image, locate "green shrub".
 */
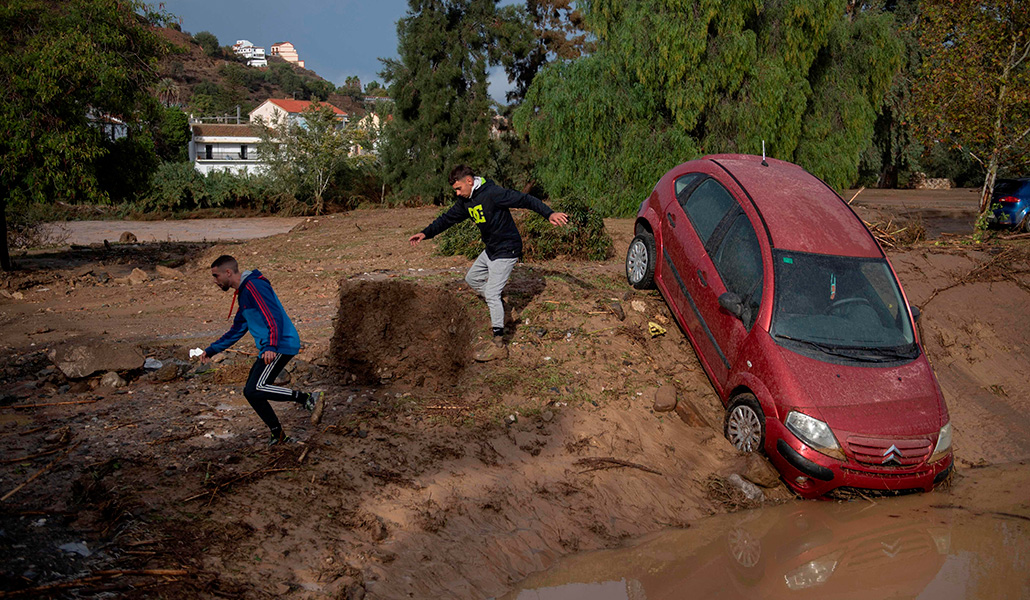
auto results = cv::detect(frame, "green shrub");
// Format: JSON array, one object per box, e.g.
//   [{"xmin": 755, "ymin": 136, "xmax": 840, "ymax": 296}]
[
  {"xmin": 435, "ymin": 196, "xmax": 613, "ymax": 261},
  {"xmin": 142, "ymin": 162, "xmax": 275, "ymax": 212}
]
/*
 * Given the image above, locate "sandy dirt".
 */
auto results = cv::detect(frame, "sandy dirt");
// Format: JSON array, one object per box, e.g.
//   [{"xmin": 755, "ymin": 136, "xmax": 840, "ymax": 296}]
[{"xmin": 1, "ymin": 198, "xmax": 1029, "ymax": 599}]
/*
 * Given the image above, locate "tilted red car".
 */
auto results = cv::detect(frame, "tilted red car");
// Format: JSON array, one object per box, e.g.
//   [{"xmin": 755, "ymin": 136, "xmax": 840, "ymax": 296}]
[{"xmin": 626, "ymin": 154, "xmax": 952, "ymax": 498}]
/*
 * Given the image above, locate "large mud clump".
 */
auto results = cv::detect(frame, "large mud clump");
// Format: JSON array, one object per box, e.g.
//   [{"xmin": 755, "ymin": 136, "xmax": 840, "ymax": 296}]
[{"xmin": 330, "ymin": 280, "xmax": 475, "ymax": 387}]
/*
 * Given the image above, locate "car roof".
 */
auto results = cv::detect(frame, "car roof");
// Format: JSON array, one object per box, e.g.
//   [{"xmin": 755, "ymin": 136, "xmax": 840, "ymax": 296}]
[{"xmin": 705, "ymin": 154, "xmax": 883, "ymax": 258}]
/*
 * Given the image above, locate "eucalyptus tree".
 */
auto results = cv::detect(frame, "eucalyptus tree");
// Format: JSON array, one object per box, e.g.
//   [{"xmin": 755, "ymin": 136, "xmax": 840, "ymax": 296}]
[{"xmin": 514, "ymin": 0, "xmax": 903, "ymax": 216}]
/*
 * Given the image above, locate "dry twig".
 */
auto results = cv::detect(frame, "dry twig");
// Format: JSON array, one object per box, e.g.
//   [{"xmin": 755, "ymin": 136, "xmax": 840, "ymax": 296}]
[{"xmin": 574, "ymin": 457, "xmax": 663, "ymax": 476}]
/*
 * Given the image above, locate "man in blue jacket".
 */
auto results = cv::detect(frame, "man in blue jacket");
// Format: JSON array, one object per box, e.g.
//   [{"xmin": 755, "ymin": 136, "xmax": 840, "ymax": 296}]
[
  {"xmin": 200, "ymin": 255, "xmax": 323, "ymax": 444},
  {"xmin": 409, "ymin": 165, "xmax": 568, "ymax": 359}
]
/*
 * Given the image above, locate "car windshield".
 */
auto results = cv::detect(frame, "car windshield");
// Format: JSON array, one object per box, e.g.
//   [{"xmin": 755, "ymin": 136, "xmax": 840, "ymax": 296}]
[
  {"xmin": 770, "ymin": 250, "xmax": 915, "ymax": 357},
  {"xmin": 993, "ymin": 179, "xmax": 1026, "ymax": 196}
]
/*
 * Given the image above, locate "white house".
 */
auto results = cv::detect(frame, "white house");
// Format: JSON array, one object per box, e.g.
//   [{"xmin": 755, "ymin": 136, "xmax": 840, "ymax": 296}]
[
  {"xmin": 249, "ymin": 98, "xmax": 347, "ymax": 129},
  {"xmin": 189, "ymin": 123, "xmax": 265, "ymax": 175},
  {"xmin": 231, "ymin": 39, "xmax": 267, "ymax": 67}
]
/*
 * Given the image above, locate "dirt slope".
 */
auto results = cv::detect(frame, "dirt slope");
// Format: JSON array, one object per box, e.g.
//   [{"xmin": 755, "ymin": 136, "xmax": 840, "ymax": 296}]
[{"xmin": 1, "ymin": 207, "xmax": 1029, "ymax": 598}]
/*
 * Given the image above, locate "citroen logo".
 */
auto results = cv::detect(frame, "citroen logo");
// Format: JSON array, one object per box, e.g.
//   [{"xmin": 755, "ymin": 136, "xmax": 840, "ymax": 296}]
[{"xmin": 882, "ymin": 444, "xmax": 902, "ymax": 465}]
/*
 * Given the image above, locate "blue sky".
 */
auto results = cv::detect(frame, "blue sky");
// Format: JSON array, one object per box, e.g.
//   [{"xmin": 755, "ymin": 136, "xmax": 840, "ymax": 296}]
[{"xmin": 159, "ymin": 0, "xmax": 514, "ymax": 103}]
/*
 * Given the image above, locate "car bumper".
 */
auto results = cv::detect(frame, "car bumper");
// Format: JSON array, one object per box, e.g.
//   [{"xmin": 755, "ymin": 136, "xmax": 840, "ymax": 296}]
[{"xmin": 766, "ymin": 420, "xmax": 953, "ymax": 498}]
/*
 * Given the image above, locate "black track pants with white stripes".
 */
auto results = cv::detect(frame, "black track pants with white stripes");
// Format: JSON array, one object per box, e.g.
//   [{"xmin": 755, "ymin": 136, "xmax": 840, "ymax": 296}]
[{"xmin": 243, "ymin": 353, "xmax": 306, "ymax": 436}]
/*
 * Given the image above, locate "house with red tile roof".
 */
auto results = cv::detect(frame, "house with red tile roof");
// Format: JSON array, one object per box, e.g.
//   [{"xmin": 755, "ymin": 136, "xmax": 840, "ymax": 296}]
[
  {"xmin": 189, "ymin": 123, "xmax": 265, "ymax": 175},
  {"xmin": 249, "ymin": 98, "xmax": 348, "ymax": 129}
]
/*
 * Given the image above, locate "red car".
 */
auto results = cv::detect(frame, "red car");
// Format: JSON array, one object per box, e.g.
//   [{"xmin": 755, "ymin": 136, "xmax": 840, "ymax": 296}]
[{"xmin": 626, "ymin": 154, "xmax": 953, "ymax": 498}]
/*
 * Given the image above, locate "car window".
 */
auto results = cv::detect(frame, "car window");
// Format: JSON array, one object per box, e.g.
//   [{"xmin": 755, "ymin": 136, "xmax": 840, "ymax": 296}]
[
  {"xmin": 993, "ymin": 180, "xmax": 1023, "ymax": 195},
  {"xmin": 712, "ymin": 213, "xmax": 763, "ymax": 329},
  {"xmin": 674, "ymin": 173, "xmax": 703, "ymax": 207},
  {"xmin": 683, "ymin": 178, "xmax": 738, "ymax": 245}
]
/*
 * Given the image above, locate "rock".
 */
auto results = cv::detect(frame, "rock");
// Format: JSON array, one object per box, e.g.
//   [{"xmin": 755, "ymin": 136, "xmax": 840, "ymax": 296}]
[
  {"xmin": 152, "ymin": 363, "xmax": 180, "ymax": 383},
  {"xmin": 99, "ymin": 371, "xmax": 127, "ymax": 388},
  {"xmin": 96, "ymin": 272, "xmax": 110, "ymax": 284},
  {"xmin": 728, "ymin": 473, "xmax": 765, "ymax": 501},
  {"xmin": 68, "ymin": 380, "xmax": 91, "ymax": 394},
  {"xmin": 743, "ymin": 453, "xmax": 782, "ymax": 488},
  {"xmin": 674, "ymin": 397, "xmax": 711, "ymax": 428},
  {"xmin": 118, "ymin": 231, "xmax": 137, "ymax": 243},
  {"xmin": 58, "ymin": 542, "xmax": 91, "ymax": 557},
  {"xmin": 653, "ymin": 385, "xmax": 677, "ymax": 412},
  {"xmin": 276, "ymin": 369, "xmax": 292, "ymax": 385},
  {"xmin": 504, "ymin": 414, "xmax": 518, "ymax": 426},
  {"xmin": 144, "ymin": 358, "xmax": 163, "ymax": 370},
  {"xmin": 73, "ymin": 265, "xmax": 94, "ymax": 278},
  {"xmin": 608, "ymin": 300, "xmax": 626, "ymax": 321},
  {"xmin": 631, "ymin": 300, "xmax": 647, "ymax": 313},
  {"xmin": 541, "ymin": 410, "xmax": 554, "ymax": 423},
  {"xmin": 49, "ymin": 339, "xmax": 144, "ymax": 379},
  {"xmin": 128, "ymin": 268, "xmax": 149, "ymax": 285},
  {"xmin": 155, "ymin": 265, "xmax": 182, "ymax": 279},
  {"xmin": 11, "ymin": 291, "xmax": 25, "ymax": 300}
]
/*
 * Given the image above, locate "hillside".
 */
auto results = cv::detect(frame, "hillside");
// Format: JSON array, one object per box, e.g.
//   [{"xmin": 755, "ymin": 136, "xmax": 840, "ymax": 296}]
[{"xmin": 154, "ymin": 27, "xmax": 364, "ymax": 118}]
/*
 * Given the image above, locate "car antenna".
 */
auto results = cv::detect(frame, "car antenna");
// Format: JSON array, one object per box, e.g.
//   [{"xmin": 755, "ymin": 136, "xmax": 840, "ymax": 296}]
[{"xmin": 761, "ymin": 140, "xmax": 769, "ymax": 167}]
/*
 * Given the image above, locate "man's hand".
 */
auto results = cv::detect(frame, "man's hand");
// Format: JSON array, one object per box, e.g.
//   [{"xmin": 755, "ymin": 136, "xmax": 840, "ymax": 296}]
[
  {"xmin": 199, "ymin": 351, "xmax": 210, "ymax": 364},
  {"xmin": 409, "ymin": 232, "xmax": 426, "ymax": 246},
  {"xmin": 262, "ymin": 350, "xmax": 276, "ymax": 365},
  {"xmin": 550, "ymin": 212, "xmax": 569, "ymax": 227}
]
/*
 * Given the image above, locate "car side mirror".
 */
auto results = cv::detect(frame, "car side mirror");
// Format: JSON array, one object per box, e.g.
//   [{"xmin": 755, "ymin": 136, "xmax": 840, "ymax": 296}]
[
  {"xmin": 910, "ymin": 305, "xmax": 921, "ymax": 322},
  {"xmin": 719, "ymin": 292, "xmax": 744, "ymax": 319}
]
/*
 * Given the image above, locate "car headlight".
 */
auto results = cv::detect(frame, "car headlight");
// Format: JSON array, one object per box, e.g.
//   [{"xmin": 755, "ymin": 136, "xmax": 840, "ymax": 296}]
[
  {"xmin": 785, "ymin": 411, "xmax": 844, "ymax": 460},
  {"xmin": 929, "ymin": 422, "xmax": 952, "ymax": 464},
  {"xmin": 783, "ymin": 552, "xmax": 842, "ymax": 590}
]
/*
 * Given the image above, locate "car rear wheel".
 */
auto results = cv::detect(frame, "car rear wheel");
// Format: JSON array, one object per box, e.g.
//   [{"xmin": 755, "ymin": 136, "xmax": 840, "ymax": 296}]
[
  {"xmin": 725, "ymin": 394, "xmax": 765, "ymax": 453},
  {"xmin": 626, "ymin": 232, "xmax": 657, "ymax": 289}
]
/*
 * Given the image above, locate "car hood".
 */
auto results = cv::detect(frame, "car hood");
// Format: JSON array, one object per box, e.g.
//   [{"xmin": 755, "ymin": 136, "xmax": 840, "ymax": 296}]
[{"xmin": 776, "ymin": 346, "xmax": 947, "ymax": 438}]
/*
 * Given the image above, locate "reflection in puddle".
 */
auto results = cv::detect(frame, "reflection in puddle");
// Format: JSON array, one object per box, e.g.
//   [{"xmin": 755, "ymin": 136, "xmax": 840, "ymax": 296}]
[{"xmin": 503, "ymin": 488, "xmax": 1030, "ymax": 599}]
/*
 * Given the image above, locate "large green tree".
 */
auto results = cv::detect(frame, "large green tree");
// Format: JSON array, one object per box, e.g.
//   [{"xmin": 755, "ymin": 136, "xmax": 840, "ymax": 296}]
[
  {"xmin": 911, "ymin": 0, "xmax": 1030, "ymax": 214},
  {"xmin": 514, "ymin": 0, "xmax": 903, "ymax": 216},
  {"xmin": 380, "ymin": 0, "xmax": 532, "ymax": 203},
  {"xmin": 0, "ymin": 0, "xmax": 169, "ymax": 270}
]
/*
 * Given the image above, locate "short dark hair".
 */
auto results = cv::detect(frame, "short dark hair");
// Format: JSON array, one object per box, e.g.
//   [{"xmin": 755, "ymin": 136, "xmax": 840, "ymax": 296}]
[
  {"xmin": 211, "ymin": 255, "xmax": 239, "ymax": 271},
  {"xmin": 448, "ymin": 164, "xmax": 475, "ymax": 185}
]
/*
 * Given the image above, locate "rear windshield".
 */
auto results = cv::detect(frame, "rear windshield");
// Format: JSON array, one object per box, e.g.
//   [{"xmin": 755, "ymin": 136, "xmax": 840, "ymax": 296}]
[{"xmin": 994, "ymin": 180, "xmax": 1028, "ymax": 195}]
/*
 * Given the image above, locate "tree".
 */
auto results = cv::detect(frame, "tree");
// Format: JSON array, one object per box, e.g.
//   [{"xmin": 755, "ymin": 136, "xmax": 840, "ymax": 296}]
[
  {"xmin": 0, "ymin": 0, "xmax": 169, "ymax": 270},
  {"xmin": 193, "ymin": 30, "xmax": 220, "ymax": 57},
  {"xmin": 513, "ymin": 0, "xmax": 903, "ymax": 216},
  {"xmin": 501, "ymin": 0, "xmax": 593, "ymax": 104},
  {"xmin": 911, "ymin": 0, "xmax": 1030, "ymax": 214},
  {"xmin": 258, "ymin": 104, "xmax": 355, "ymax": 215},
  {"xmin": 379, "ymin": 0, "xmax": 531, "ymax": 203}
]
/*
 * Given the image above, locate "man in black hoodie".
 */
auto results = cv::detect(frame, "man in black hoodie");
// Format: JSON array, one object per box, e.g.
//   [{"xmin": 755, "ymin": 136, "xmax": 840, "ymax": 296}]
[{"xmin": 409, "ymin": 165, "xmax": 568, "ymax": 358}]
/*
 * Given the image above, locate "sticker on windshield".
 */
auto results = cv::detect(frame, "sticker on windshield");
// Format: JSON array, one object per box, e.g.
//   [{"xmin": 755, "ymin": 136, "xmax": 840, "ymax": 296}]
[
  {"xmin": 830, "ymin": 274, "xmax": 837, "ymax": 300},
  {"xmin": 783, "ymin": 257, "xmax": 793, "ymax": 264}
]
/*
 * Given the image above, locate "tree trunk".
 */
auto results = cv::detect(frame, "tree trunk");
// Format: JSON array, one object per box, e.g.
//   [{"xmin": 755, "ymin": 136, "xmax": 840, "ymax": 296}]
[
  {"xmin": 0, "ymin": 200, "xmax": 12, "ymax": 272},
  {"xmin": 979, "ymin": 157, "xmax": 998, "ymax": 215}
]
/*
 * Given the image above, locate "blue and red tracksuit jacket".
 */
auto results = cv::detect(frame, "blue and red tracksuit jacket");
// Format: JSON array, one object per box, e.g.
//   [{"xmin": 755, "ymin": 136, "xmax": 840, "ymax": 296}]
[{"xmin": 205, "ymin": 270, "xmax": 301, "ymax": 357}]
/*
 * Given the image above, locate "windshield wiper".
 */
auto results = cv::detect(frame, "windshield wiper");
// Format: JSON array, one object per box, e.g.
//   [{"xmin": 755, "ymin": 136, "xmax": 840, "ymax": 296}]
[{"xmin": 774, "ymin": 335, "xmax": 917, "ymax": 362}]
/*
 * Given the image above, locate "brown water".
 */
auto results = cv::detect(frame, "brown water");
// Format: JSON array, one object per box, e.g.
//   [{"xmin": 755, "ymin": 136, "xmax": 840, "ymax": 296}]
[{"xmin": 503, "ymin": 464, "xmax": 1030, "ymax": 600}]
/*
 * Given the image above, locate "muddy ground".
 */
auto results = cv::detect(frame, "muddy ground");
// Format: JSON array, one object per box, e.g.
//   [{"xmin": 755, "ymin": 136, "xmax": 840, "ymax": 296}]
[{"xmin": 1, "ymin": 198, "xmax": 1029, "ymax": 599}]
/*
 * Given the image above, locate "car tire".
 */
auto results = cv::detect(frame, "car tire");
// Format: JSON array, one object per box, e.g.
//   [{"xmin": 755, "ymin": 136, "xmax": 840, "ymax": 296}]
[
  {"xmin": 626, "ymin": 232, "xmax": 657, "ymax": 290},
  {"xmin": 725, "ymin": 393, "xmax": 765, "ymax": 453}
]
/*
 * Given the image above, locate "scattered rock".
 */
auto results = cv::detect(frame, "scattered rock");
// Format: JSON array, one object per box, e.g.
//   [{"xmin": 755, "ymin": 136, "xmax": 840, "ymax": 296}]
[
  {"xmin": 152, "ymin": 363, "xmax": 180, "ymax": 383},
  {"xmin": 73, "ymin": 265, "xmax": 94, "ymax": 278},
  {"xmin": 631, "ymin": 300, "xmax": 647, "ymax": 313},
  {"xmin": 541, "ymin": 410, "xmax": 554, "ymax": 423},
  {"xmin": 96, "ymin": 272, "xmax": 110, "ymax": 284},
  {"xmin": 99, "ymin": 371, "xmax": 127, "ymax": 388},
  {"xmin": 674, "ymin": 397, "xmax": 712, "ymax": 428},
  {"xmin": 473, "ymin": 340, "xmax": 508, "ymax": 362},
  {"xmin": 607, "ymin": 300, "xmax": 626, "ymax": 320},
  {"xmin": 49, "ymin": 339, "xmax": 144, "ymax": 379},
  {"xmin": 727, "ymin": 473, "xmax": 765, "ymax": 501},
  {"xmin": 68, "ymin": 380, "xmax": 91, "ymax": 394},
  {"xmin": 144, "ymin": 358, "xmax": 163, "ymax": 370},
  {"xmin": 276, "ymin": 369, "xmax": 292, "ymax": 385},
  {"xmin": 743, "ymin": 453, "xmax": 782, "ymax": 488},
  {"xmin": 653, "ymin": 385, "xmax": 677, "ymax": 412},
  {"xmin": 155, "ymin": 265, "xmax": 182, "ymax": 279},
  {"xmin": 118, "ymin": 231, "xmax": 137, "ymax": 243},
  {"xmin": 504, "ymin": 414, "xmax": 518, "ymax": 426},
  {"xmin": 128, "ymin": 268, "xmax": 149, "ymax": 285},
  {"xmin": 11, "ymin": 291, "xmax": 25, "ymax": 300},
  {"xmin": 58, "ymin": 542, "xmax": 91, "ymax": 557}
]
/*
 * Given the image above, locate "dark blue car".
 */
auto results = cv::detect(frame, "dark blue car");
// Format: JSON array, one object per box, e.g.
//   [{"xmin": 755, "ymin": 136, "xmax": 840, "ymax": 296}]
[{"xmin": 989, "ymin": 178, "xmax": 1030, "ymax": 231}]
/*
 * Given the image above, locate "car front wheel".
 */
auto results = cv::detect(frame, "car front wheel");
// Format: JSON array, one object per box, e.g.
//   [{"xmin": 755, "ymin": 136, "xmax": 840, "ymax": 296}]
[
  {"xmin": 725, "ymin": 394, "xmax": 765, "ymax": 453},
  {"xmin": 626, "ymin": 232, "xmax": 657, "ymax": 289}
]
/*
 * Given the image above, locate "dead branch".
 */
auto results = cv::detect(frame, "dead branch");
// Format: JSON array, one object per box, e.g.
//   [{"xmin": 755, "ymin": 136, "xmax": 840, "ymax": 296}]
[
  {"xmin": 181, "ymin": 459, "xmax": 289, "ymax": 503},
  {"xmin": 922, "ymin": 248, "xmax": 1018, "ymax": 307},
  {"xmin": 1, "ymin": 443, "xmax": 81, "ymax": 502},
  {"xmin": 0, "ymin": 569, "xmax": 189, "ymax": 598},
  {"xmin": 574, "ymin": 457, "xmax": 663, "ymax": 476},
  {"xmin": 0, "ymin": 446, "xmax": 64, "ymax": 465},
  {"xmin": 8, "ymin": 398, "xmax": 101, "ymax": 410},
  {"xmin": 847, "ymin": 186, "xmax": 865, "ymax": 204}
]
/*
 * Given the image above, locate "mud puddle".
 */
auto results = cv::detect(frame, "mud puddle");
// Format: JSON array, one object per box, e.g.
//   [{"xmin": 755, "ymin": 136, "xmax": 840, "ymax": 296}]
[{"xmin": 504, "ymin": 463, "xmax": 1030, "ymax": 599}]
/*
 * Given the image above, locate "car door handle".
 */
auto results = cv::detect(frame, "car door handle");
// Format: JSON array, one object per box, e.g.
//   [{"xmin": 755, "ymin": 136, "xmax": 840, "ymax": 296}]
[
  {"xmin": 667, "ymin": 212, "xmax": 676, "ymax": 228},
  {"xmin": 697, "ymin": 269, "xmax": 708, "ymax": 287}
]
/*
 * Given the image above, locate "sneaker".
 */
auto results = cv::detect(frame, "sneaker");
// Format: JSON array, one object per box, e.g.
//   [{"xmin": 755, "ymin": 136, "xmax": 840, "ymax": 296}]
[
  {"xmin": 268, "ymin": 431, "xmax": 291, "ymax": 446},
  {"xmin": 309, "ymin": 391, "xmax": 326, "ymax": 425}
]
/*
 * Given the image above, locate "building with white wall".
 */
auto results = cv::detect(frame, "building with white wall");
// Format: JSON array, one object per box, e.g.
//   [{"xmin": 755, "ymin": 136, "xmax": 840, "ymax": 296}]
[
  {"xmin": 189, "ymin": 123, "xmax": 265, "ymax": 175},
  {"xmin": 270, "ymin": 42, "xmax": 304, "ymax": 68},
  {"xmin": 249, "ymin": 98, "xmax": 347, "ymax": 129}
]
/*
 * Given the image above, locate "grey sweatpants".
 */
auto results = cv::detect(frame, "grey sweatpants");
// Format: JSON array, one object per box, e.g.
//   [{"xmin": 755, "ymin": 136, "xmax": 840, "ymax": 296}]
[{"xmin": 465, "ymin": 251, "xmax": 517, "ymax": 331}]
